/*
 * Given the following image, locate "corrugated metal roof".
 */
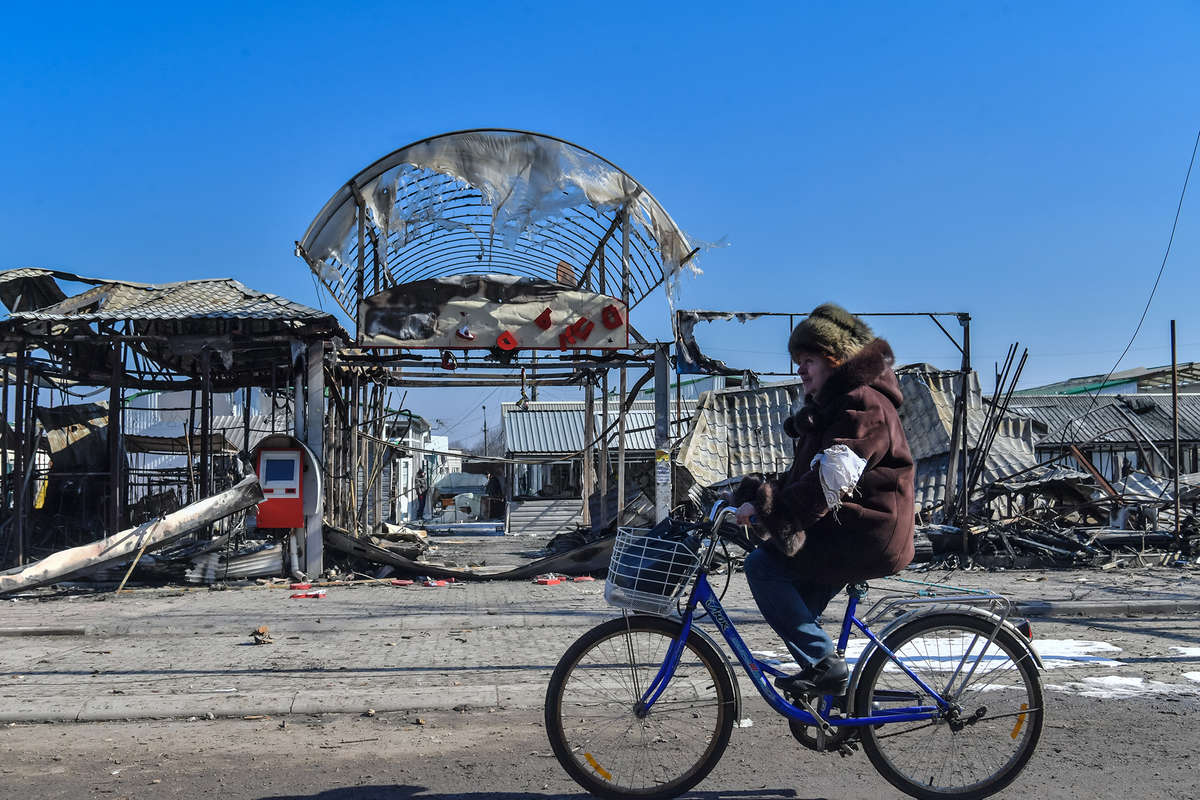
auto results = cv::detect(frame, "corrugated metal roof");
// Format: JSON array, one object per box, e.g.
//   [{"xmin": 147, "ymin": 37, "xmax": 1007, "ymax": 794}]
[
  {"xmin": 1015, "ymin": 364, "xmax": 1200, "ymax": 395},
  {"xmin": 502, "ymin": 400, "xmax": 697, "ymax": 455},
  {"xmin": 678, "ymin": 380, "xmax": 805, "ymax": 487},
  {"xmin": 7, "ymin": 277, "xmax": 331, "ymax": 322},
  {"xmin": 1007, "ymin": 393, "xmax": 1200, "ymax": 445},
  {"xmin": 677, "ymin": 369, "xmax": 1039, "ymax": 509}
]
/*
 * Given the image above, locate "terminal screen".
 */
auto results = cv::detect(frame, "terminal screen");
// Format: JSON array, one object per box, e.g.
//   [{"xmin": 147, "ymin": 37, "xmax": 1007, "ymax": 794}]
[{"xmin": 264, "ymin": 458, "xmax": 296, "ymax": 484}]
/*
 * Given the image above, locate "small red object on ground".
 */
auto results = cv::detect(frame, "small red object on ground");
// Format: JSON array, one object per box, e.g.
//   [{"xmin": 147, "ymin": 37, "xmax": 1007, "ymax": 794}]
[
  {"xmin": 290, "ymin": 590, "xmax": 326, "ymax": 599},
  {"xmin": 423, "ymin": 580, "xmax": 449, "ymax": 587},
  {"xmin": 390, "ymin": 579, "xmax": 414, "ymax": 587},
  {"xmin": 535, "ymin": 575, "xmax": 562, "ymax": 586},
  {"xmin": 572, "ymin": 576, "xmax": 596, "ymax": 582},
  {"xmin": 289, "ymin": 582, "xmax": 312, "ymax": 590}
]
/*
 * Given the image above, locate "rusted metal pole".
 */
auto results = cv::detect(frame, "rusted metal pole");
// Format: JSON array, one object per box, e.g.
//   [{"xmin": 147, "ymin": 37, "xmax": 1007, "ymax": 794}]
[
  {"xmin": 582, "ymin": 375, "xmax": 594, "ymax": 530},
  {"xmin": 653, "ymin": 343, "xmax": 671, "ymax": 523},
  {"xmin": 617, "ymin": 368, "xmax": 627, "ymax": 519},
  {"xmin": 12, "ymin": 349, "xmax": 24, "ymax": 565},
  {"xmin": 200, "ymin": 350, "xmax": 212, "ymax": 501},
  {"xmin": 243, "ymin": 386, "xmax": 251, "ymax": 454},
  {"xmin": 599, "ymin": 370, "xmax": 609, "ymax": 529},
  {"xmin": 617, "ymin": 205, "xmax": 631, "ymax": 521},
  {"xmin": 108, "ymin": 343, "xmax": 122, "ymax": 536},
  {"xmin": 185, "ymin": 389, "xmax": 197, "ymax": 505},
  {"xmin": 1171, "ymin": 320, "xmax": 1181, "ymax": 541},
  {"xmin": 1, "ymin": 359, "xmax": 8, "ymax": 561}
]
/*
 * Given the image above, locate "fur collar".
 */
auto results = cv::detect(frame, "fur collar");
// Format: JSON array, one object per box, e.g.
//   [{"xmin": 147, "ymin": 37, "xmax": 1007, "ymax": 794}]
[{"xmin": 783, "ymin": 338, "xmax": 901, "ymax": 437}]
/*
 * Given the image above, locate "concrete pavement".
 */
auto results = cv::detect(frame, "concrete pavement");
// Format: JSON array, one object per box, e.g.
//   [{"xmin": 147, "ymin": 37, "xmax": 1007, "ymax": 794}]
[{"xmin": 2, "ymin": 564, "xmax": 1198, "ymax": 723}]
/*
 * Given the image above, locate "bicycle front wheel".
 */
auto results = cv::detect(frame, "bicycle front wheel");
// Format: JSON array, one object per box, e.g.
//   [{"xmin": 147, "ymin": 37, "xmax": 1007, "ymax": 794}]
[
  {"xmin": 854, "ymin": 613, "xmax": 1044, "ymax": 800},
  {"xmin": 544, "ymin": 614, "xmax": 736, "ymax": 800}
]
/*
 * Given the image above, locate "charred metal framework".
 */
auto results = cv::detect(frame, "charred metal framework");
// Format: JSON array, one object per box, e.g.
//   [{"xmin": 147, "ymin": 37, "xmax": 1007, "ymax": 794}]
[
  {"xmin": 296, "ymin": 130, "xmax": 697, "ymax": 534},
  {"xmin": 674, "ymin": 309, "xmax": 976, "ymax": 525},
  {"xmin": 0, "ymin": 268, "xmax": 343, "ymax": 571}
]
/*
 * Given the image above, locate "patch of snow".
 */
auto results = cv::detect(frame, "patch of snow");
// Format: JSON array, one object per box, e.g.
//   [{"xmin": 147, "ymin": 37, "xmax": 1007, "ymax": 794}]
[
  {"xmin": 1047, "ymin": 675, "xmax": 1200, "ymax": 700},
  {"xmin": 1183, "ymin": 672, "xmax": 1200, "ymax": 684},
  {"xmin": 1033, "ymin": 639, "xmax": 1125, "ymax": 670},
  {"xmin": 1170, "ymin": 646, "xmax": 1200, "ymax": 657}
]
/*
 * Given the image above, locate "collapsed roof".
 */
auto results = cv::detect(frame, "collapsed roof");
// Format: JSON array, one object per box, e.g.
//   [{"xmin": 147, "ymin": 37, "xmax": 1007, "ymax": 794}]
[{"xmin": 0, "ymin": 268, "xmax": 345, "ymax": 390}]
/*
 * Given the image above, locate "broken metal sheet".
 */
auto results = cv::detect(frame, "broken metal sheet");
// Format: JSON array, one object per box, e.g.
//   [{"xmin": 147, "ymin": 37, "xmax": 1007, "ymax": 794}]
[
  {"xmin": 185, "ymin": 542, "xmax": 284, "ymax": 584},
  {"xmin": 324, "ymin": 526, "xmax": 612, "ymax": 581},
  {"xmin": 359, "ymin": 274, "xmax": 628, "ymax": 350},
  {"xmin": 10, "ymin": 278, "xmax": 333, "ymax": 323},
  {"xmin": 297, "ymin": 130, "xmax": 695, "ymax": 318},
  {"xmin": 124, "ymin": 432, "xmax": 237, "ymax": 455},
  {"xmin": 37, "ymin": 402, "xmax": 112, "ymax": 470},
  {"xmin": 674, "ymin": 310, "xmax": 765, "ymax": 375},
  {"xmin": 0, "ymin": 474, "xmax": 264, "ymax": 595}
]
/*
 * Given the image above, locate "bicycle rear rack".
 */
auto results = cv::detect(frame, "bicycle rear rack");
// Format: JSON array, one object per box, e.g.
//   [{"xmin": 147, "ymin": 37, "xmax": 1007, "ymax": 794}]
[{"xmin": 858, "ymin": 577, "xmax": 1013, "ymax": 628}]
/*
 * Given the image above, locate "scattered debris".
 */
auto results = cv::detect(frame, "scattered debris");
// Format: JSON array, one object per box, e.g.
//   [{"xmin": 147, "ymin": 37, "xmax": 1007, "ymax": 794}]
[
  {"xmin": 250, "ymin": 625, "xmax": 272, "ymax": 645},
  {"xmin": 0, "ymin": 475, "xmax": 264, "ymax": 596}
]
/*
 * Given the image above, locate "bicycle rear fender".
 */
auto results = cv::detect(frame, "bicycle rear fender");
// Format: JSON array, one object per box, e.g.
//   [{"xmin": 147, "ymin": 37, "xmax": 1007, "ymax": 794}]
[{"xmin": 846, "ymin": 604, "xmax": 1045, "ymax": 715}]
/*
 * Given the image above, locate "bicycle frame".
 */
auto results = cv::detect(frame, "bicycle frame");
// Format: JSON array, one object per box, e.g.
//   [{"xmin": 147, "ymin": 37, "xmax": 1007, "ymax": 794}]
[{"xmin": 633, "ymin": 569, "xmax": 951, "ymax": 729}]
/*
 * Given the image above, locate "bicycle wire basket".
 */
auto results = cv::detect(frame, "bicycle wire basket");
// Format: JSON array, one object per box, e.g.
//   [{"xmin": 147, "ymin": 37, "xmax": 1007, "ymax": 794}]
[{"xmin": 605, "ymin": 525, "xmax": 702, "ymax": 615}]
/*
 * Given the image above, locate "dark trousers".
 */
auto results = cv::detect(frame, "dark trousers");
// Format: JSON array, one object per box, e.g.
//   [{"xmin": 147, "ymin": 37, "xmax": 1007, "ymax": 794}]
[
  {"xmin": 744, "ymin": 546, "xmax": 843, "ymax": 669},
  {"xmin": 415, "ymin": 493, "xmax": 426, "ymax": 520}
]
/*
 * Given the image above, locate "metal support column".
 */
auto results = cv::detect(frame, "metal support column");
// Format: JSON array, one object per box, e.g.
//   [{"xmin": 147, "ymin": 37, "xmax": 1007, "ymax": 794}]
[
  {"xmin": 108, "ymin": 343, "xmax": 123, "ymax": 536},
  {"xmin": 199, "ymin": 349, "xmax": 212, "ymax": 501},
  {"xmin": 599, "ymin": 370, "xmax": 609, "ymax": 529},
  {"xmin": 582, "ymin": 375, "xmax": 595, "ymax": 530},
  {"xmin": 617, "ymin": 368, "xmax": 627, "ymax": 519},
  {"xmin": 653, "ymin": 343, "xmax": 671, "ymax": 523},
  {"xmin": 305, "ymin": 341, "xmax": 326, "ymax": 574},
  {"xmin": 1171, "ymin": 320, "xmax": 1181, "ymax": 542},
  {"xmin": 12, "ymin": 350, "xmax": 25, "ymax": 564}
]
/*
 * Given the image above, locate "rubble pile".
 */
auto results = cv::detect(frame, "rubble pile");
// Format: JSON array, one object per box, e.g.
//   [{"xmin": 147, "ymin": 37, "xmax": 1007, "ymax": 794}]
[{"xmin": 916, "ymin": 468, "xmax": 1200, "ymax": 569}]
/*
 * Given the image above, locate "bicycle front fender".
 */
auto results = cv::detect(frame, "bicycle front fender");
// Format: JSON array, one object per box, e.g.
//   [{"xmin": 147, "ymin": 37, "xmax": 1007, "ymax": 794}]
[{"xmin": 687, "ymin": 623, "xmax": 744, "ymax": 724}]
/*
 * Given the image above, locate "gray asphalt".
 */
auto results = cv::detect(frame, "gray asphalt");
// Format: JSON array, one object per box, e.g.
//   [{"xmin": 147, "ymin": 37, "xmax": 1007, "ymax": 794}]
[{"xmin": 2, "ymin": 563, "xmax": 1197, "ymax": 723}]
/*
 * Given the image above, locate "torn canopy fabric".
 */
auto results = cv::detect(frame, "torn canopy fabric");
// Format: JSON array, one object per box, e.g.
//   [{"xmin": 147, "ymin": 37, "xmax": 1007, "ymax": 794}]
[{"xmin": 297, "ymin": 130, "xmax": 696, "ymax": 320}]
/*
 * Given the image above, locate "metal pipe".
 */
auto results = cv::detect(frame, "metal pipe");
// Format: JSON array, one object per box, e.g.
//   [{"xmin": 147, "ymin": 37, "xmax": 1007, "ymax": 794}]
[
  {"xmin": 108, "ymin": 343, "xmax": 122, "ymax": 536},
  {"xmin": 1172, "ymin": 319, "xmax": 1181, "ymax": 540},
  {"xmin": 617, "ymin": 368, "xmax": 627, "ymax": 518},
  {"xmin": 13, "ymin": 349, "xmax": 24, "ymax": 565},
  {"xmin": 582, "ymin": 375, "xmax": 594, "ymax": 530}
]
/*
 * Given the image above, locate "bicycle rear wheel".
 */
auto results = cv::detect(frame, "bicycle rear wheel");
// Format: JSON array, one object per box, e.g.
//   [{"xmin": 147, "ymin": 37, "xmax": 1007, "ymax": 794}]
[
  {"xmin": 854, "ymin": 613, "xmax": 1043, "ymax": 800},
  {"xmin": 544, "ymin": 614, "xmax": 736, "ymax": 800}
]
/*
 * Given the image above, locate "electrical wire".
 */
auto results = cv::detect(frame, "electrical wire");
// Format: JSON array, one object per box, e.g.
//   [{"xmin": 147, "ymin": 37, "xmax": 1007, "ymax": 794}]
[{"xmin": 1084, "ymin": 125, "xmax": 1200, "ymax": 408}]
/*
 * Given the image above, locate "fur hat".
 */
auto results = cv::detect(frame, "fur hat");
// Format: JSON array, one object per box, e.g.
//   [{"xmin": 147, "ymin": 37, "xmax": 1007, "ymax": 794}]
[{"xmin": 788, "ymin": 303, "xmax": 874, "ymax": 363}]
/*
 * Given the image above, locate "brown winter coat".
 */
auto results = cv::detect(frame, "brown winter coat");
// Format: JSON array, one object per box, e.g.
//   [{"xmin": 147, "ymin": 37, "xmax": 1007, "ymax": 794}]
[{"xmin": 735, "ymin": 338, "xmax": 915, "ymax": 584}]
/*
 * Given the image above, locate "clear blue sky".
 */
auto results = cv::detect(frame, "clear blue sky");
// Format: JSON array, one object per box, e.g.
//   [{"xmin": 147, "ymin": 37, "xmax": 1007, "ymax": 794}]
[{"xmin": 3, "ymin": 2, "xmax": 1199, "ymax": 441}]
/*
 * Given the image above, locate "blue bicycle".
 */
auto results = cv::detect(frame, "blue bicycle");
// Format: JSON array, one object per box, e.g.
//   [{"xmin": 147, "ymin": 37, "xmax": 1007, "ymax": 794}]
[{"xmin": 545, "ymin": 502, "xmax": 1045, "ymax": 799}]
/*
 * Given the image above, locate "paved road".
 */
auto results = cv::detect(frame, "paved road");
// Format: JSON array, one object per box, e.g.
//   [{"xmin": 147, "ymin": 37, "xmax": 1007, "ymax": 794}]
[
  {"xmin": 1, "ymin": 565, "xmax": 1199, "ymax": 798},
  {"xmin": 1, "ymin": 694, "xmax": 1196, "ymax": 799},
  {"xmin": 1, "ymin": 566, "xmax": 1199, "ymax": 722}
]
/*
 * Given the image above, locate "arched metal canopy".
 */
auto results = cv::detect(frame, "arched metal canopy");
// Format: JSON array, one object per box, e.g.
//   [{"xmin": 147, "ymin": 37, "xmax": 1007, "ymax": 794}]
[{"xmin": 295, "ymin": 129, "xmax": 695, "ymax": 323}]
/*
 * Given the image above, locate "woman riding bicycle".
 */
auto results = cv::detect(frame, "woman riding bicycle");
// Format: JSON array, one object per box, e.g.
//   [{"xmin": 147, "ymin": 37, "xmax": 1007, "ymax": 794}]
[{"xmin": 734, "ymin": 303, "xmax": 916, "ymax": 697}]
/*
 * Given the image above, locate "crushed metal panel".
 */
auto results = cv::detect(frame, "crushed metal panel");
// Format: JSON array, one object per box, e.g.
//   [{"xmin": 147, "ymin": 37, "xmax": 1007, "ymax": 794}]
[{"xmin": 359, "ymin": 275, "xmax": 628, "ymax": 350}]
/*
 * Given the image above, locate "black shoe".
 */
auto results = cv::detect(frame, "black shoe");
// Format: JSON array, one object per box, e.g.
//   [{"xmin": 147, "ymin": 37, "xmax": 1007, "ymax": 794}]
[{"xmin": 775, "ymin": 655, "xmax": 849, "ymax": 697}]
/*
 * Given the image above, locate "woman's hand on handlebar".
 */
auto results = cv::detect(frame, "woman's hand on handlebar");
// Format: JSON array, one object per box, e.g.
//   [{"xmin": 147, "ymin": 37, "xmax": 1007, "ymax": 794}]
[{"xmin": 734, "ymin": 502, "xmax": 757, "ymax": 526}]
